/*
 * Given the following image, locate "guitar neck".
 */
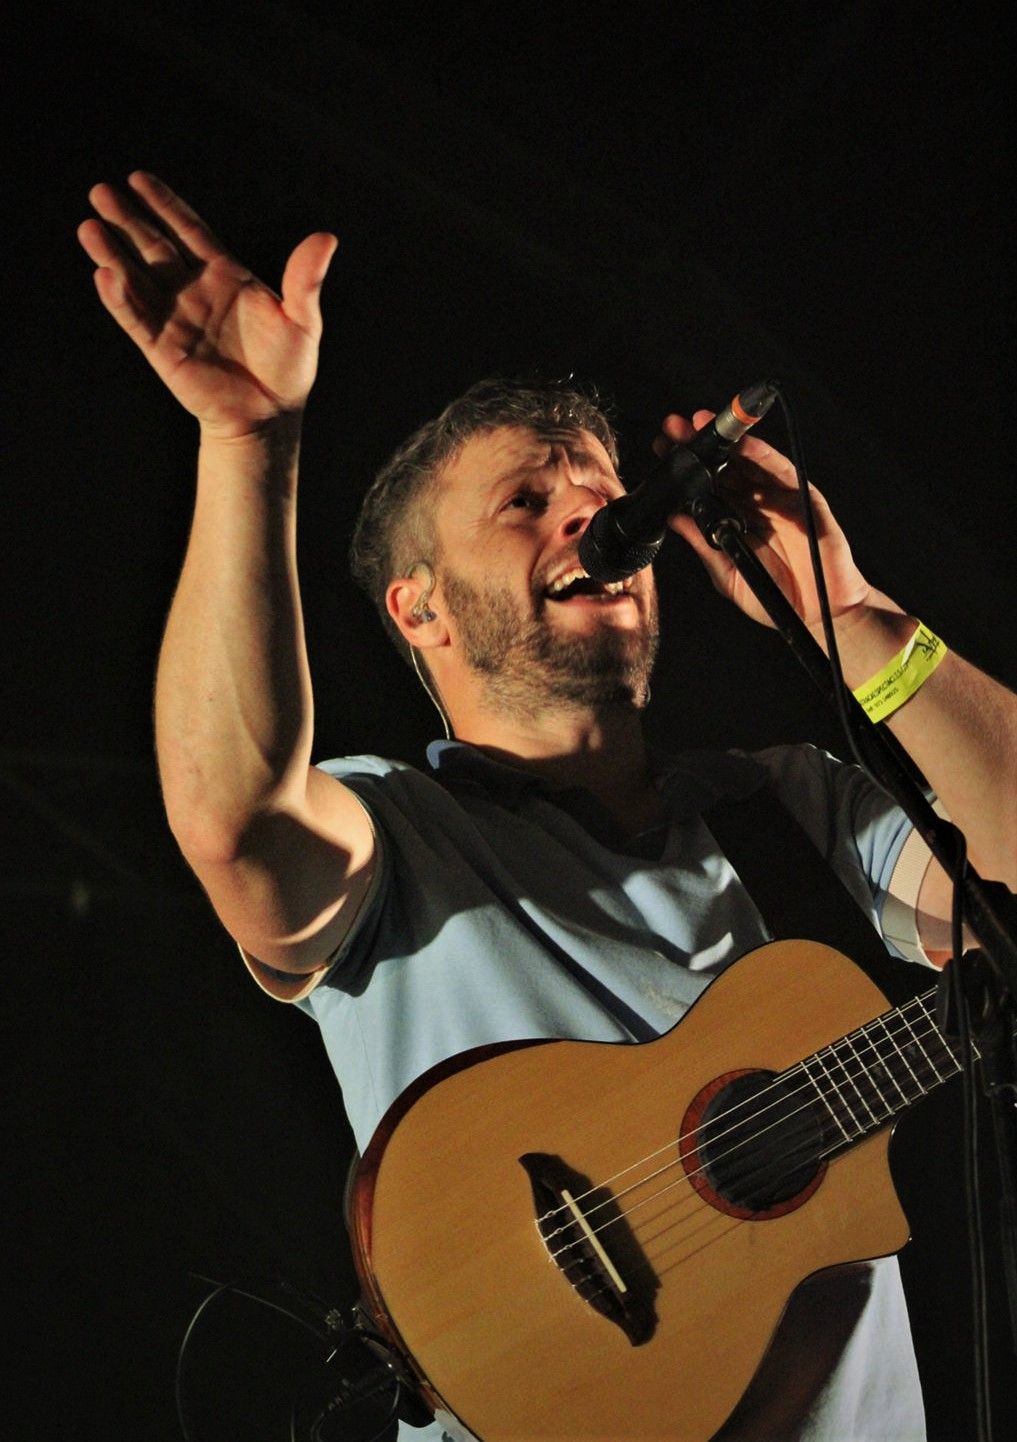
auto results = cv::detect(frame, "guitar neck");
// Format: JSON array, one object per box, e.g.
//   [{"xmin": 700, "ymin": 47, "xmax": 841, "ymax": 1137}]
[{"xmin": 800, "ymin": 984, "xmax": 966, "ymax": 1152}]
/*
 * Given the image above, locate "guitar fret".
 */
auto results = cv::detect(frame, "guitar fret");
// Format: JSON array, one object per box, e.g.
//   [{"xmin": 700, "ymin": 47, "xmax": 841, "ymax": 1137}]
[
  {"xmin": 859, "ymin": 1014, "xmax": 920, "ymax": 1109},
  {"xmin": 891, "ymin": 996, "xmax": 958, "ymax": 1093},
  {"xmin": 804, "ymin": 988, "xmax": 970, "ymax": 1156},
  {"xmin": 798, "ymin": 1056, "xmax": 853, "ymax": 1143},
  {"xmin": 801, "ymin": 1051, "xmax": 864, "ymax": 1141},
  {"xmin": 894, "ymin": 1018, "xmax": 932, "ymax": 1097},
  {"xmin": 912, "ymin": 994, "xmax": 960, "ymax": 1080},
  {"xmin": 836, "ymin": 1034, "xmax": 895, "ymax": 1124},
  {"xmin": 859, "ymin": 1020, "xmax": 904, "ymax": 1105},
  {"xmin": 894, "ymin": 1000, "xmax": 942, "ymax": 1089}
]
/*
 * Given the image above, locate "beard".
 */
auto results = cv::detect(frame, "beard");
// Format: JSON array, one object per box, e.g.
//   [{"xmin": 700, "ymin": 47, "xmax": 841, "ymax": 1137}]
[{"xmin": 440, "ymin": 568, "xmax": 659, "ymax": 719}]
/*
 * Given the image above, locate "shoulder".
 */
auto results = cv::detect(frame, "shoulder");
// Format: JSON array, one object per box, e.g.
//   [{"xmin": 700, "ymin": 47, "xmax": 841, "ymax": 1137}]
[
  {"xmin": 663, "ymin": 741, "xmax": 913, "ymax": 879},
  {"xmin": 315, "ymin": 752, "xmax": 418, "ymax": 783},
  {"xmin": 747, "ymin": 742, "xmax": 852, "ymax": 808},
  {"xmin": 653, "ymin": 741, "xmax": 851, "ymax": 819},
  {"xmin": 313, "ymin": 751, "xmax": 493, "ymax": 849},
  {"xmin": 315, "ymin": 752, "xmax": 443, "ymax": 812},
  {"xmin": 746, "ymin": 742, "xmax": 902, "ymax": 834}
]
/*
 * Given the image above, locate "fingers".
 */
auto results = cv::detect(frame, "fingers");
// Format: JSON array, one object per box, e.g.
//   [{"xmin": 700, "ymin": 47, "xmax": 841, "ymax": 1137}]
[
  {"xmin": 78, "ymin": 180, "xmax": 193, "ymax": 329},
  {"xmin": 77, "ymin": 215, "xmax": 157, "ymax": 341},
  {"xmin": 88, "ymin": 263, "xmax": 152, "ymax": 341},
  {"xmin": 280, "ymin": 232, "xmax": 339, "ymax": 336},
  {"xmin": 653, "ymin": 410, "xmax": 708, "ymax": 456},
  {"xmin": 656, "ymin": 407, "xmax": 803, "ymax": 497},
  {"xmin": 85, "ymin": 180, "xmax": 180, "ymax": 270},
  {"xmin": 123, "ymin": 172, "xmax": 225, "ymax": 264},
  {"xmin": 78, "ymin": 173, "xmax": 225, "ymax": 288},
  {"xmin": 654, "ymin": 406, "xmax": 822, "ymax": 551},
  {"xmin": 662, "ymin": 409, "xmax": 714, "ymax": 438},
  {"xmin": 76, "ymin": 214, "xmax": 126, "ymax": 271},
  {"xmin": 732, "ymin": 434, "xmax": 799, "ymax": 491},
  {"xmin": 79, "ymin": 173, "xmax": 247, "ymax": 349}
]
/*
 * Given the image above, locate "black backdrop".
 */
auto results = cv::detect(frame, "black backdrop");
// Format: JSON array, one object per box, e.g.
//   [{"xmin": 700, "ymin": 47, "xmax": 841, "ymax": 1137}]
[{"xmin": 4, "ymin": 3, "xmax": 1014, "ymax": 1438}]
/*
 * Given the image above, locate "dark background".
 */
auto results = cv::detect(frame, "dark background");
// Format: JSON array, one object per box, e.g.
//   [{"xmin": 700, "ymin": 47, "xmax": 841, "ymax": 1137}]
[{"xmin": 4, "ymin": 2, "xmax": 1014, "ymax": 1439}]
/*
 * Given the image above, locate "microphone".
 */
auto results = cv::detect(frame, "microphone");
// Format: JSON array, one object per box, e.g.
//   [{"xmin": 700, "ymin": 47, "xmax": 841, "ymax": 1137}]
[{"xmin": 579, "ymin": 380, "xmax": 780, "ymax": 582}]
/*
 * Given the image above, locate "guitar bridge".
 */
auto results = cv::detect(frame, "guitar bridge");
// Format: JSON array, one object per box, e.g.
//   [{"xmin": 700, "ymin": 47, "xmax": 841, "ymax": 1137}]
[{"xmin": 519, "ymin": 1153, "xmax": 657, "ymax": 1345}]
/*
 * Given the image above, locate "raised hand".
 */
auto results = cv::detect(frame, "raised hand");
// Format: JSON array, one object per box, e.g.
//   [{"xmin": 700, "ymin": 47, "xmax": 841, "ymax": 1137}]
[
  {"xmin": 659, "ymin": 411, "xmax": 871, "ymax": 632},
  {"xmin": 78, "ymin": 172, "xmax": 337, "ymax": 439}
]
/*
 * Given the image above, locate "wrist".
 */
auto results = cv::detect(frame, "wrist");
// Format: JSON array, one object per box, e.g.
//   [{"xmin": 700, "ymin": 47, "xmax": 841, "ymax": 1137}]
[
  {"xmin": 199, "ymin": 412, "xmax": 303, "ymax": 476},
  {"xmin": 851, "ymin": 621, "xmax": 947, "ymax": 723},
  {"xmin": 198, "ymin": 409, "xmax": 304, "ymax": 448},
  {"xmin": 808, "ymin": 593, "xmax": 916, "ymax": 688},
  {"xmin": 196, "ymin": 412, "xmax": 304, "ymax": 502}
]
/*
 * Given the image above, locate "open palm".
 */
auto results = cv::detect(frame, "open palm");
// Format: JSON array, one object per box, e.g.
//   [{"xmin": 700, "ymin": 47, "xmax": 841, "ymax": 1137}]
[{"xmin": 78, "ymin": 172, "xmax": 336, "ymax": 438}]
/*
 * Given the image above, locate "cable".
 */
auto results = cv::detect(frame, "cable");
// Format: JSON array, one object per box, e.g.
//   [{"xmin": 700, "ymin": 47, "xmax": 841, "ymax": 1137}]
[
  {"xmin": 176, "ymin": 1275, "xmax": 329, "ymax": 1442},
  {"xmin": 771, "ymin": 389, "xmax": 870, "ymax": 779},
  {"xmin": 948, "ymin": 845, "xmax": 993, "ymax": 1442},
  {"xmin": 772, "ymin": 388, "xmax": 992, "ymax": 1440},
  {"xmin": 176, "ymin": 1275, "xmax": 405, "ymax": 1442},
  {"xmin": 293, "ymin": 1301, "xmax": 407, "ymax": 1442},
  {"xmin": 295, "ymin": 1354, "xmax": 403, "ymax": 1442}
]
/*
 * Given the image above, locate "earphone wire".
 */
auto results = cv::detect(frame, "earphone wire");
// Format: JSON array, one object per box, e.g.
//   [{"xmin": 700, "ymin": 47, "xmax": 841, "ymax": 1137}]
[{"xmin": 407, "ymin": 561, "xmax": 452, "ymax": 740}]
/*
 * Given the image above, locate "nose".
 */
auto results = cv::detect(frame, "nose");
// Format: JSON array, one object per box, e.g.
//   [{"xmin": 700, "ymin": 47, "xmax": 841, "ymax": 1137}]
[{"xmin": 557, "ymin": 480, "xmax": 606, "ymax": 540}]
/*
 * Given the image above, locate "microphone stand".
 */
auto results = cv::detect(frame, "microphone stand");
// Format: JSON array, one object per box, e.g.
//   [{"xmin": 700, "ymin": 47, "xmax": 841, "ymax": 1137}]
[{"xmin": 679, "ymin": 450, "xmax": 1017, "ymax": 1357}]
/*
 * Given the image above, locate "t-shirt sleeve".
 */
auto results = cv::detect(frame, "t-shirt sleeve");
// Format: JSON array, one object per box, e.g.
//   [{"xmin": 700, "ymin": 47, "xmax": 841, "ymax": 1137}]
[
  {"xmin": 239, "ymin": 758, "xmax": 395, "ymax": 1002},
  {"xmin": 750, "ymin": 743, "xmax": 939, "ymax": 966}
]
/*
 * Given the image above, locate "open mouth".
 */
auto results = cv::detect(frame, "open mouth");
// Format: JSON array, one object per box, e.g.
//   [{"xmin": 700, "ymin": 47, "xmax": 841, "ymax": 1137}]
[{"xmin": 543, "ymin": 564, "xmax": 632, "ymax": 603}]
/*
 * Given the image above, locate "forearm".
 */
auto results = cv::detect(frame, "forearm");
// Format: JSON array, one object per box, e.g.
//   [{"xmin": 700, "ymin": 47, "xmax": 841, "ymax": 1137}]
[
  {"xmin": 80, "ymin": 177, "xmax": 366, "ymax": 967},
  {"xmin": 155, "ymin": 416, "xmax": 314, "ymax": 863},
  {"xmin": 817, "ymin": 592, "xmax": 1017, "ymax": 889}
]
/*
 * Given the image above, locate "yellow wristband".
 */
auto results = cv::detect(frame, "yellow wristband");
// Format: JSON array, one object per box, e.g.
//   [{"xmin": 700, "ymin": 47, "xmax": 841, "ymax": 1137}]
[{"xmin": 852, "ymin": 622, "xmax": 947, "ymax": 723}]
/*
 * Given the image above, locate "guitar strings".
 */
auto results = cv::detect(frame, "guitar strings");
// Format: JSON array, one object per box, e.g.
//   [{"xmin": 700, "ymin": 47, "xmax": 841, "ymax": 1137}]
[
  {"xmin": 537, "ymin": 990, "xmax": 954, "ymax": 1265},
  {"xmin": 538, "ymin": 986, "xmax": 945, "ymax": 1235},
  {"xmin": 543, "ymin": 993, "xmax": 955, "ymax": 1295},
  {"xmin": 544, "ymin": 1000, "xmax": 953, "ymax": 1279},
  {"xmin": 547, "ymin": 990, "xmax": 951, "ymax": 1245}
]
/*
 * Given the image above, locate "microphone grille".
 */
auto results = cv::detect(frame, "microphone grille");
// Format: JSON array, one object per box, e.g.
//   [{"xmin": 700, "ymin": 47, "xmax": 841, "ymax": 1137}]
[{"xmin": 578, "ymin": 517, "xmax": 664, "ymax": 583}]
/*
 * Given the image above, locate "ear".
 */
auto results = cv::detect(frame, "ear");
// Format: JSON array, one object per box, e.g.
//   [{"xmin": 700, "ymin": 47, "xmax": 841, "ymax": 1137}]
[{"xmin": 386, "ymin": 573, "xmax": 447, "ymax": 650}]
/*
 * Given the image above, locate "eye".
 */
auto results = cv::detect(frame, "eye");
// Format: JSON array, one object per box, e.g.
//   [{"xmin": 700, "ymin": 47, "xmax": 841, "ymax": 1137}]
[{"xmin": 502, "ymin": 489, "xmax": 547, "ymax": 513}]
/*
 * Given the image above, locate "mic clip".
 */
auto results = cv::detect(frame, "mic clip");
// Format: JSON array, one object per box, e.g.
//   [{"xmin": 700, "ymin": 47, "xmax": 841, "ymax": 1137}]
[{"xmin": 668, "ymin": 445, "xmax": 745, "ymax": 552}]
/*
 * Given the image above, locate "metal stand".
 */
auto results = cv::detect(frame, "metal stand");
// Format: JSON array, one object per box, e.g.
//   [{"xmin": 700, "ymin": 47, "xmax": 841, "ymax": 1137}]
[{"xmin": 676, "ymin": 447, "xmax": 1017, "ymax": 1359}]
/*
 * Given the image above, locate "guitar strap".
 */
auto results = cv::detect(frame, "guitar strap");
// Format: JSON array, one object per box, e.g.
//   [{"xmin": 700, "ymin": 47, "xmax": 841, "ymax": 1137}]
[{"xmin": 703, "ymin": 784, "xmax": 913, "ymax": 1003}]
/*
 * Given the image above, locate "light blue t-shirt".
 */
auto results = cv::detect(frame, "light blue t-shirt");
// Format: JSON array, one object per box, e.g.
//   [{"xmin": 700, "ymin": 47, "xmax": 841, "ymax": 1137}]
[
  {"xmin": 302, "ymin": 742, "xmax": 915, "ymax": 1153},
  {"xmin": 293, "ymin": 741, "xmax": 926, "ymax": 1442}
]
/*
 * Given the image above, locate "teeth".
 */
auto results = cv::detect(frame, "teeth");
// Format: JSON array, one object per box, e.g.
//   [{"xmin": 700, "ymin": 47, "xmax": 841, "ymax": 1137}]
[
  {"xmin": 547, "ymin": 565, "xmax": 630, "ymax": 597},
  {"xmin": 547, "ymin": 565, "xmax": 589, "ymax": 594}
]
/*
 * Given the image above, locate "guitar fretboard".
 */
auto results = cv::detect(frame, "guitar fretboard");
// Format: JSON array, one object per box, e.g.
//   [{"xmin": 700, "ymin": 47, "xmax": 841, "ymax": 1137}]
[{"xmin": 798, "ymin": 988, "xmax": 960, "ymax": 1151}]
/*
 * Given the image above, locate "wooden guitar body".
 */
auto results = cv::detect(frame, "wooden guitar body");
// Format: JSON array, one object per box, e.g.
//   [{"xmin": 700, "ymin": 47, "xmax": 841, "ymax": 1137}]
[{"xmin": 350, "ymin": 942, "xmax": 914, "ymax": 1441}]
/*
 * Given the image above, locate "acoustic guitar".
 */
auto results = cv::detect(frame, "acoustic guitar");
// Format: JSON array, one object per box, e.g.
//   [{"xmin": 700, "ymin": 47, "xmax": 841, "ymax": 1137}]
[{"xmin": 349, "ymin": 940, "xmax": 971, "ymax": 1441}]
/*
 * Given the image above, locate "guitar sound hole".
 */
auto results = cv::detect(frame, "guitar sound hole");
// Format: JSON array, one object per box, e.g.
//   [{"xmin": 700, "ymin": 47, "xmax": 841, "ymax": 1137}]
[{"xmin": 697, "ymin": 1070, "xmax": 825, "ymax": 1212}]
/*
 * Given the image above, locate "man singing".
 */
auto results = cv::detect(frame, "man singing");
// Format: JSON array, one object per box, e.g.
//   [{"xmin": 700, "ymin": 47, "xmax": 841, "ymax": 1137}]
[{"xmin": 79, "ymin": 172, "xmax": 1016, "ymax": 1441}]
